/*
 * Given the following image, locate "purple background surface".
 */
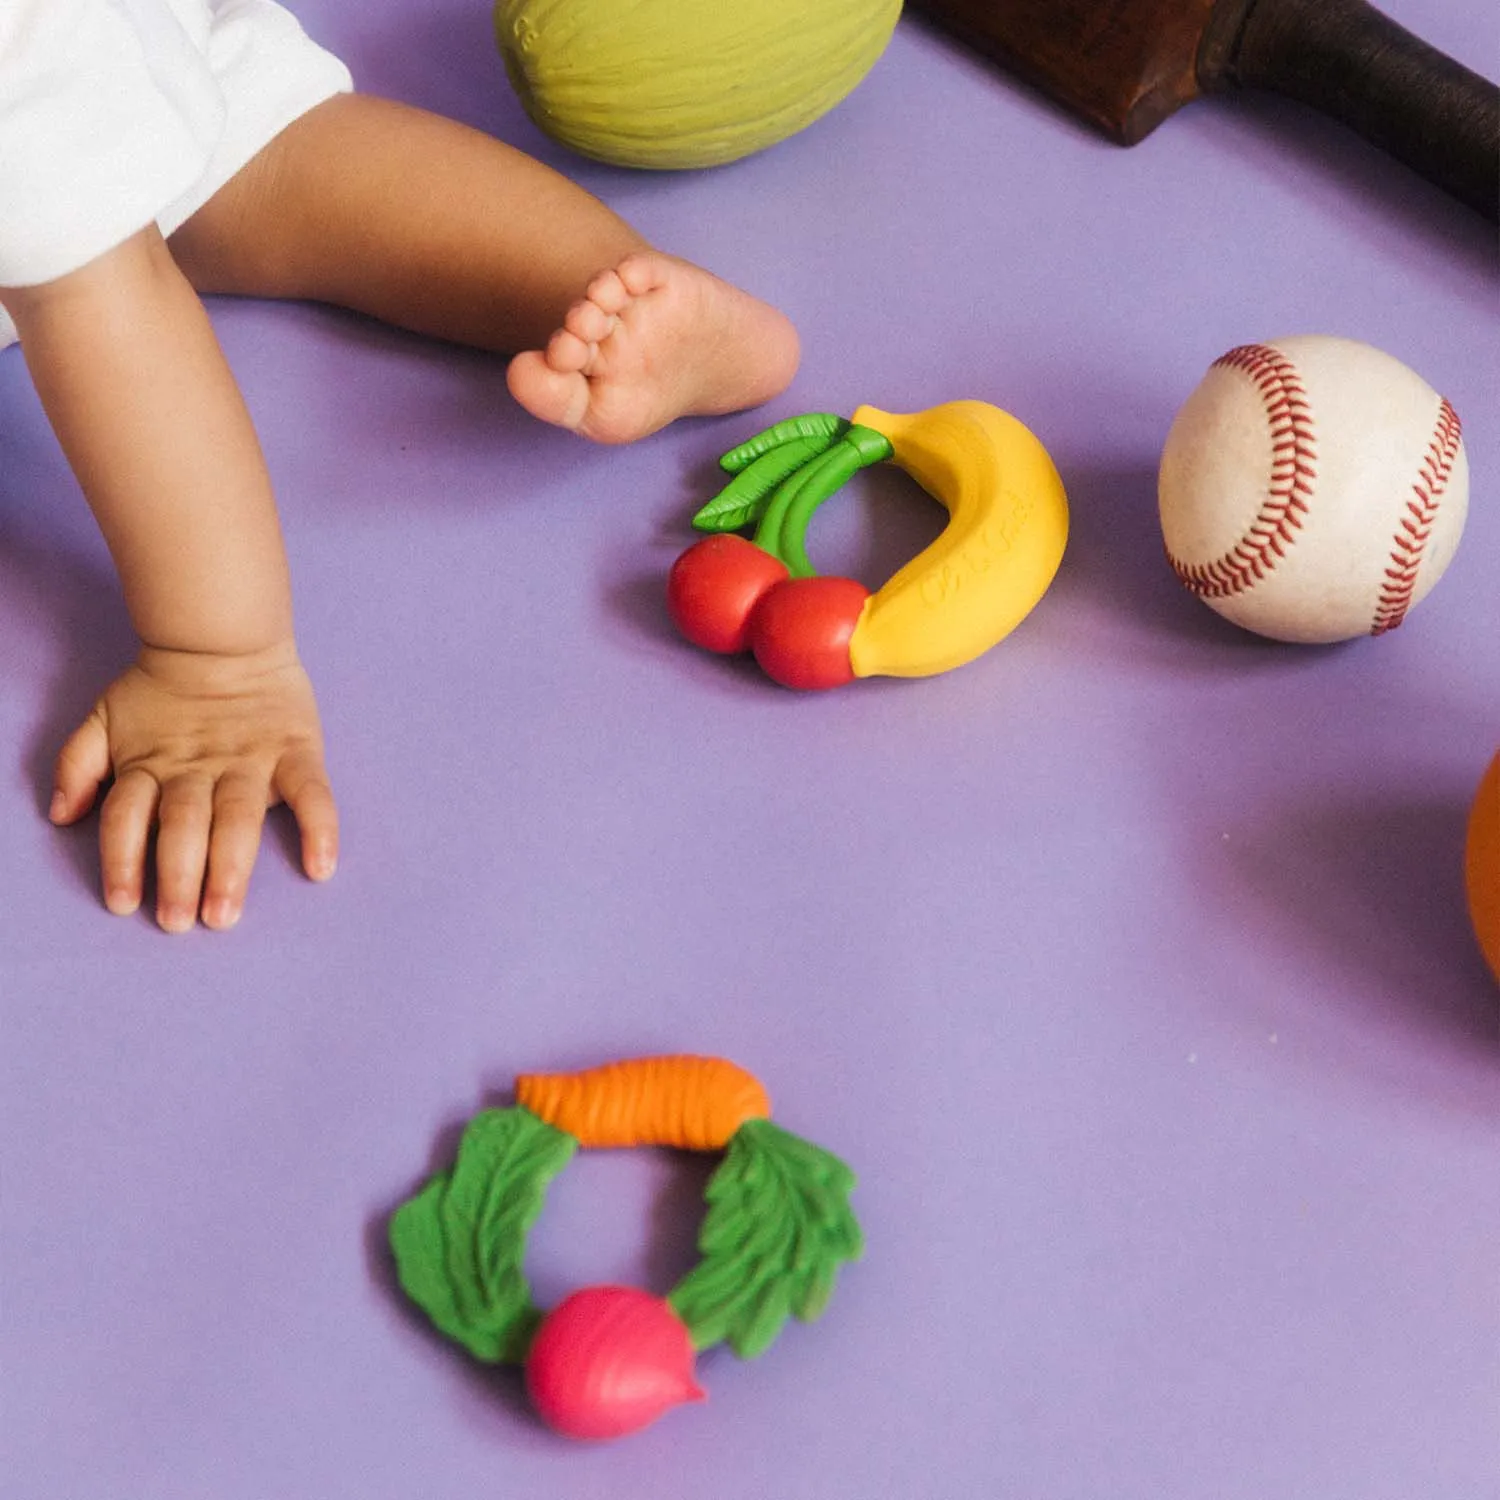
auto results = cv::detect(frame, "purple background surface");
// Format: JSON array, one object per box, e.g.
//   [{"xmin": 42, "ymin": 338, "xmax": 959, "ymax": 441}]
[{"xmin": 2, "ymin": 3, "xmax": 1497, "ymax": 1497}]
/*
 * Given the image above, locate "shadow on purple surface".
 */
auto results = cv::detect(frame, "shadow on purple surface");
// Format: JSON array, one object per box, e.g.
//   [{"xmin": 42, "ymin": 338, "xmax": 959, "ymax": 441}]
[
  {"xmin": 1208, "ymin": 93, "xmax": 1500, "ymax": 277},
  {"xmin": 1046, "ymin": 461, "xmax": 1334, "ymax": 660},
  {"xmin": 1224, "ymin": 789, "xmax": 1499, "ymax": 1061},
  {"xmin": 1053, "ymin": 461, "xmax": 1188, "ymax": 631},
  {"xmin": 245, "ymin": 300, "xmax": 545, "ymax": 481}
]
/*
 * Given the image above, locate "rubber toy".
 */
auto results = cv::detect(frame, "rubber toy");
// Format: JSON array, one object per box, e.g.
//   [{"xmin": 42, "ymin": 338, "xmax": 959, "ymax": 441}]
[
  {"xmin": 667, "ymin": 402, "xmax": 1069, "ymax": 688},
  {"xmin": 389, "ymin": 1056, "xmax": 862, "ymax": 1441},
  {"xmin": 1467, "ymin": 750, "xmax": 1500, "ymax": 985},
  {"xmin": 494, "ymin": 0, "xmax": 902, "ymax": 170}
]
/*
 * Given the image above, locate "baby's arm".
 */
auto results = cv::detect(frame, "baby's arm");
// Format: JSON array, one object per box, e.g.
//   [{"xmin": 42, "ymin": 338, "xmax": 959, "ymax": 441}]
[{"xmin": 1, "ymin": 226, "xmax": 337, "ymax": 931}]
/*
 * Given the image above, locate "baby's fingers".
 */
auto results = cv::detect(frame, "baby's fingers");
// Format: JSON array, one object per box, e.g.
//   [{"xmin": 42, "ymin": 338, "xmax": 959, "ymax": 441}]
[
  {"xmin": 51, "ymin": 711, "xmax": 111, "ymax": 824},
  {"xmin": 275, "ymin": 745, "xmax": 339, "ymax": 883},
  {"xmin": 98, "ymin": 767, "xmax": 160, "ymax": 917},
  {"xmin": 201, "ymin": 771, "xmax": 270, "ymax": 931},
  {"xmin": 155, "ymin": 773, "xmax": 214, "ymax": 933}
]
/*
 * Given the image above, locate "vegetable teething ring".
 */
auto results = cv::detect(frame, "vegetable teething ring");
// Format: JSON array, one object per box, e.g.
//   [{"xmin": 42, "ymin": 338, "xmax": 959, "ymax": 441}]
[
  {"xmin": 389, "ymin": 1056, "xmax": 862, "ymax": 1441},
  {"xmin": 666, "ymin": 402, "xmax": 1069, "ymax": 688}
]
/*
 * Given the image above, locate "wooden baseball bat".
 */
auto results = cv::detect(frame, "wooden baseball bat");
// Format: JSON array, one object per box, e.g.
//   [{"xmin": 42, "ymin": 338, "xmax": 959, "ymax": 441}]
[{"xmin": 905, "ymin": 0, "xmax": 1500, "ymax": 220}]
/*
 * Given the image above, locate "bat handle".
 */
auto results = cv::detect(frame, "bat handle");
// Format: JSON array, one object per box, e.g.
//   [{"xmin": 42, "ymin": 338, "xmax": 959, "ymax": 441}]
[{"xmin": 1216, "ymin": 0, "xmax": 1499, "ymax": 221}]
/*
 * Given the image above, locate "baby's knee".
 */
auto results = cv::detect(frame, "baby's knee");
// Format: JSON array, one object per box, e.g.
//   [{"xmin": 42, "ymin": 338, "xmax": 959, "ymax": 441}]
[{"xmin": 167, "ymin": 129, "xmax": 306, "ymax": 299}]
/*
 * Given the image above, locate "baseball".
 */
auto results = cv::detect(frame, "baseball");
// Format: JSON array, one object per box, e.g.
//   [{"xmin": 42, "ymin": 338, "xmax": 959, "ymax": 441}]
[{"xmin": 1158, "ymin": 335, "xmax": 1469, "ymax": 644}]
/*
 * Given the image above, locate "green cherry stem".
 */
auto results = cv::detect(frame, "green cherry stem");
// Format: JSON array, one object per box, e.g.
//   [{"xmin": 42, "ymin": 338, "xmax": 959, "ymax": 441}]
[
  {"xmin": 753, "ymin": 446, "xmax": 847, "ymax": 577},
  {"xmin": 751, "ymin": 423, "xmax": 895, "ymax": 578}
]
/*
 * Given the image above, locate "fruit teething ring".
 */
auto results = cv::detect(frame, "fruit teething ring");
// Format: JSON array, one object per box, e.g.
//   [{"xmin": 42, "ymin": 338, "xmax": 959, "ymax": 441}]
[
  {"xmin": 667, "ymin": 402, "xmax": 1069, "ymax": 688},
  {"xmin": 389, "ymin": 1056, "xmax": 862, "ymax": 1441}
]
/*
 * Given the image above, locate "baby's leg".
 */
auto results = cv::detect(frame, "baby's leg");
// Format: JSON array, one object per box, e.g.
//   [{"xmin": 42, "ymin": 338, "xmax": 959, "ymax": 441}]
[
  {"xmin": 170, "ymin": 94, "xmax": 798, "ymax": 440},
  {"xmin": 171, "ymin": 94, "xmax": 642, "ymax": 351}
]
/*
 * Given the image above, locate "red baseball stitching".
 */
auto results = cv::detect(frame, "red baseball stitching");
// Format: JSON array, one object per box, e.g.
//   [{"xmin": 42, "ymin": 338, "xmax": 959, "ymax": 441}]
[
  {"xmin": 1166, "ymin": 344, "xmax": 1317, "ymax": 598},
  {"xmin": 1369, "ymin": 398, "xmax": 1461, "ymax": 635}
]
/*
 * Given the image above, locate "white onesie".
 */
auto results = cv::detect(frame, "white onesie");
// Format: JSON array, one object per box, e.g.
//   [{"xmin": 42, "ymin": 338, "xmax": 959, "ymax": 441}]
[{"xmin": 0, "ymin": 0, "xmax": 352, "ymax": 349}]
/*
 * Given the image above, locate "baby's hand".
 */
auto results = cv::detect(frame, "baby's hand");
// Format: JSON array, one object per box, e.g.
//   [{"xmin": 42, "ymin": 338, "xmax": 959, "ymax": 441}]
[{"xmin": 49, "ymin": 641, "xmax": 339, "ymax": 932}]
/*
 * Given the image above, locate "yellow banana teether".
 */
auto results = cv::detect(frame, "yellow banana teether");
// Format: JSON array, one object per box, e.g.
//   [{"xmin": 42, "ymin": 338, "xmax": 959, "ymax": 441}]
[
  {"xmin": 848, "ymin": 401, "xmax": 1070, "ymax": 678},
  {"xmin": 667, "ymin": 401, "xmax": 1069, "ymax": 689}
]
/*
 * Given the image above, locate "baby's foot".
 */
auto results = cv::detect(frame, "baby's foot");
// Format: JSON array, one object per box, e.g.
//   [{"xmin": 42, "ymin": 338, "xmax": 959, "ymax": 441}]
[{"xmin": 506, "ymin": 252, "xmax": 799, "ymax": 445}]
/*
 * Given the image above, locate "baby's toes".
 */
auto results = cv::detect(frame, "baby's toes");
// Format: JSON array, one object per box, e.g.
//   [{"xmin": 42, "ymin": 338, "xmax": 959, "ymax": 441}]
[
  {"xmin": 615, "ymin": 252, "xmax": 667, "ymax": 297},
  {"xmin": 582, "ymin": 267, "xmax": 632, "ymax": 315},
  {"xmin": 506, "ymin": 351, "xmax": 592, "ymax": 432},
  {"xmin": 544, "ymin": 326, "xmax": 593, "ymax": 374},
  {"xmin": 564, "ymin": 297, "xmax": 618, "ymax": 347}
]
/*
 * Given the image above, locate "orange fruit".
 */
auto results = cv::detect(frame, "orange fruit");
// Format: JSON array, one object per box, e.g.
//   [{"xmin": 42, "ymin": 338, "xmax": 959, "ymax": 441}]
[{"xmin": 1466, "ymin": 750, "xmax": 1500, "ymax": 985}]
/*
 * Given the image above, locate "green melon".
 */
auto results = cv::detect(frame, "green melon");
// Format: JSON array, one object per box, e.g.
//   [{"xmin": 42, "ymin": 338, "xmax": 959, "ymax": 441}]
[{"xmin": 494, "ymin": 0, "xmax": 903, "ymax": 169}]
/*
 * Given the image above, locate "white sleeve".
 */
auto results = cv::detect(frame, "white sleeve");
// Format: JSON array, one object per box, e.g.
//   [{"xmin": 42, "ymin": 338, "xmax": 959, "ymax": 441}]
[{"xmin": 0, "ymin": 0, "xmax": 226, "ymax": 287}]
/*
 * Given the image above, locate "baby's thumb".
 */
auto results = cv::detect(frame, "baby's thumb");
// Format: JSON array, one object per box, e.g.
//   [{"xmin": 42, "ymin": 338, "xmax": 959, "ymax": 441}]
[{"xmin": 51, "ymin": 712, "xmax": 111, "ymax": 824}]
